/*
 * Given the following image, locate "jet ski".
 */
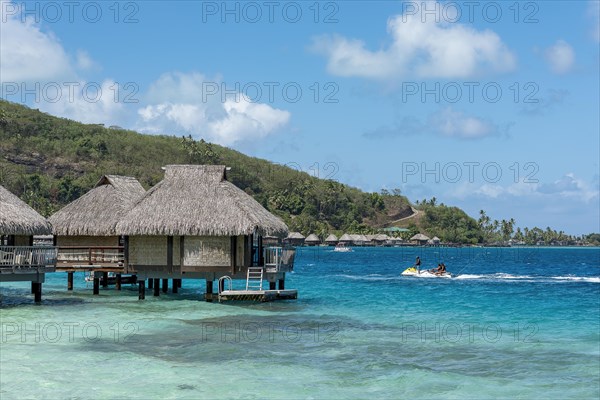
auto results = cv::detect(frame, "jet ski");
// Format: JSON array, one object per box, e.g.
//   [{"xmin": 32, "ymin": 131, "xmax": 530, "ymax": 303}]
[{"xmin": 401, "ymin": 267, "xmax": 453, "ymax": 279}]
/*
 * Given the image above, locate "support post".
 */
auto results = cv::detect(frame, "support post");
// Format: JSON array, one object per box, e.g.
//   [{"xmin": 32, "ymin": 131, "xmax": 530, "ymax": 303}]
[
  {"xmin": 153, "ymin": 279, "xmax": 160, "ymax": 296},
  {"xmin": 278, "ymin": 278, "xmax": 285, "ymax": 290},
  {"xmin": 102, "ymin": 271, "xmax": 109, "ymax": 288},
  {"xmin": 162, "ymin": 279, "xmax": 168, "ymax": 293},
  {"xmin": 172, "ymin": 279, "xmax": 178, "ymax": 294},
  {"xmin": 148, "ymin": 278, "xmax": 154, "ymax": 289},
  {"xmin": 33, "ymin": 282, "xmax": 42, "ymax": 303},
  {"xmin": 93, "ymin": 277, "xmax": 100, "ymax": 295},
  {"xmin": 138, "ymin": 280, "xmax": 145, "ymax": 300},
  {"xmin": 31, "ymin": 281, "xmax": 35, "ymax": 294},
  {"xmin": 115, "ymin": 274, "xmax": 122, "ymax": 290},
  {"xmin": 206, "ymin": 280, "xmax": 213, "ymax": 302},
  {"xmin": 67, "ymin": 272, "xmax": 74, "ymax": 290},
  {"xmin": 269, "ymin": 281, "xmax": 276, "ymax": 290}
]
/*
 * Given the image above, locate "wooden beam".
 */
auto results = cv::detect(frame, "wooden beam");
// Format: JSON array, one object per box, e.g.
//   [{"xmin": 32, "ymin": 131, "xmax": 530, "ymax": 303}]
[
  {"xmin": 167, "ymin": 236, "xmax": 173, "ymax": 274},
  {"xmin": 153, "ymin": 279, "xmax": 160, "ymax": 296},
  {"xmin": 179, "ymin": 236, "xmax": 185, "ymax": 271},
  {"xmin": 162, "ymin": 279, "xmax": 168, "ymax": 293},
  {"xmin": 138, "ymin": 280, "xmax": 145, "ymax": 300},
  {"xmin": 67, "ymin": 272, "xmax": 74, "ymax": 290},
  {"xmin": 115, "ymin": 274, "xmax": 122, "ymax": 290},
  {"xmin": 102, "ymin": 272, "xmax": 109, "ymax": 288},
  {"xmin": 33, "ymin": 282, "xmax": 42, "ymax": 303},
  {"xmin": 93, "ymin": 277, "xmax": 100, "ymax": 295},
  {"xmin": 230, "ymin": 236, "xmax": 237, "ymax": 274},
  {"xmin": 123, "ymin": 236, "xmax": 129, "ymax": 272}
]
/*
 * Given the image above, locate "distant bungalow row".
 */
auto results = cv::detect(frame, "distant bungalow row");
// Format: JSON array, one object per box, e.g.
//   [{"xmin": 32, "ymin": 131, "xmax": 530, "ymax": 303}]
[
  {"xmin": 281, "ymin": 232, "xmax": 441, "ymax": 247},
  {"xmin": 0, "ymin": 165, "xmax": 296, "ymax": 303}
]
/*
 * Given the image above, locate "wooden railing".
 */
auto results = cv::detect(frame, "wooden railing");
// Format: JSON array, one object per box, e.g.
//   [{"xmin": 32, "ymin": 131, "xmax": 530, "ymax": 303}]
[
  {"xmin": 57, "ymin": 246, "xmax": 124, "ymax": 267},
  {"xmin": 0, "ymin": 246, "xmax": 58, "ymax": 272},
  {"xmin": 264, "ymin": 247, "xmax": 295, "ymax": 273}
]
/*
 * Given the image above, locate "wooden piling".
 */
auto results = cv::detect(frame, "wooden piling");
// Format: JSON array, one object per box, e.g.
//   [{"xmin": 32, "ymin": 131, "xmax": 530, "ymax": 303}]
[
  {"xmin": 206, "ymin": 280, "xmax": 213, "ymax": 302},
  {"xmin": 269, "ymin": 281, "xmax": 276, "ymax": 290},
  {"xmin": 31, "ymin": 282, "xmax": 35, "ymax": 294},
  {"xmin": 138, "ymin": 280, "xmax": 145, "ymax": 300},
  {"xmin": 278, "ymin": 279, "xmax": 285, "ymax": 290},
  {"xmin": 172, "ymin": 279, "xmax": 178, "ymax": 294},
  {"xmin": 33, "ymin": 282, "xmax": 42, "ymax": 303},
  {"xmin": 153, "ymin": 279, "xmax": 160, "ymax": 296},
  {"xmin": 148, "ymin": 278, "xmax": 154, "ymax": 289},
  {"xmin": 162, "ymin": 279, "xmax": 168, "ymax": 293},
  {"xmin": 115, "ymin": 274, "xmax": 122, "ymax": 290},
  {"xmin": 67, "ymin": 272, "xmax": 74, "ymax": 290},
  {"xmin": 102, "ymin": 272, "xmax": 109, "ymax": 288},
  {"xmin": 93, "ymin": 277, "xmax": 100, "ymax": 295}
]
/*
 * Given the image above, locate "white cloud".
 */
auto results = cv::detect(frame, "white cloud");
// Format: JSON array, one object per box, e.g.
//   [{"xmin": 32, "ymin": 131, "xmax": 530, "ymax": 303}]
[
  {"xmin": 544, "ymin": 40, "xmax": 575, "ymax": 74},
  {"xmin": 445, "ymin": 173, "xmax": 598, "ymax": 204},
  {"xmin": 365, "ymin": 107, "xmax": 503, "ymax": 140},
  {"xmin": 136, "ymin": 72, "xmax": 291, "ymax": 146},
  {"xmin": 42, "ymin": 79, "xmax": 128, "ymax": 125},
  {"xmin": 311, "ymin": 1, "xmax": 516, "ymax": 79},
  {"xmin": 0, "ymin": 1, "xmax": 73, "ymax": 82},
  {"xmin": 429, "ymin": 107, "xmax": 498, "ymax": 139}
]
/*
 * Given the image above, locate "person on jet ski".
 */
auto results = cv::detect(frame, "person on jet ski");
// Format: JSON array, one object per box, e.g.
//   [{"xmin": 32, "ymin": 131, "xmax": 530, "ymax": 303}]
[
  {"xmin": 414, "ymin": 256, "xmax": 421, "ymax": 273},
  {"xmin": 435, "ymin": 263, "xmax": 447, "ymax": 275}
]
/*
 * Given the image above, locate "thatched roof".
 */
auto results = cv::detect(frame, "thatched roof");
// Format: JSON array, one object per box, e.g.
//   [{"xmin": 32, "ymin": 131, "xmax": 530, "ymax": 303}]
[
  {"xmin": 116, "ymin": 165, "xmax": 288, "ymax": 237},
  {"xmin": 304, "ymin": 233, "xmax": 320, "ymax": 243},
  {"xmin": 410, "ymin": 233, "xmax": 430, "ymax": 241},
  {"xmin": 324, "ymin": 234, "xmax": 338, "ymax": 243},
  {"xmin": 0, "ymin": 185, "xmax": 51, "ymax": 235},
  {"xmin": 432, "ymin": 236, "xmax": 441, "ymax": 242},
  {"xmin": 350, "ymin": 234, "xmax": 368, "ymax": 242},
  {"xmin": 49, "ymin": 175, "xmax": 145, "ymax": 236},
  {"xmin": 338, "ymin": 233, "xmax": 353, "ymax": 241},
  {"xmin": 286, "ymin": 232, "xmax": 305, "ymax": 240}
]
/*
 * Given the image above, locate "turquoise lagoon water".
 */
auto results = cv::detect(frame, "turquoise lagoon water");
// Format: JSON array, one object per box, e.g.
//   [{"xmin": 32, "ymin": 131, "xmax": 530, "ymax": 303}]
[{"xmin": 1, "ymin": 247, "xmax": 599, "ymax": 399}]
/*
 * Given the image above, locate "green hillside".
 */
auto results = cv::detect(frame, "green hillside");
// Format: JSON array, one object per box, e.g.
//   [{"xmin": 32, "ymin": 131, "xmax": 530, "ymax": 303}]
[{"xmin": 0, "ymin": 100, "xmax": 422, "ymax": 237}]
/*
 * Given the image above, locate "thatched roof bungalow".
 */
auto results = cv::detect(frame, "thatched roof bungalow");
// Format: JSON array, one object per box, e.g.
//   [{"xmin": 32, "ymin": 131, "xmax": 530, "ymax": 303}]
[
  {"xmin": 324, "ymin": 234, "xmax": 338, "ymax": 245},
  {"xmin": 1, "ymin": 185, "xmax": 52, "ymax": 244},
  {"xmin": 284, "ymin": 232, "xmax": 305, "ymax": 246},
  {"xmin": 48, "ymin": 175, "xmax": 146, "ymax": 266},
  {"xmin": 115, "ymin": 165, "xmax": 290, "ymax": 279},
  {"xmin": 304, "ymin": 233, "xmax": 321, "ymax": 246},
  {"xmin": 1, "ymin": 185, "xmax": 56, "ymax": 293},
  {"xmin": 410, "ymin": 233, "xmax": 430, "ymax": 245},
  {"xmin": 338, "ymin": 233, "xmax": 353, "ymax": 244},
  {"xmin": 49, "ymin": 175, "xmax": 145, "ymax": 242}
]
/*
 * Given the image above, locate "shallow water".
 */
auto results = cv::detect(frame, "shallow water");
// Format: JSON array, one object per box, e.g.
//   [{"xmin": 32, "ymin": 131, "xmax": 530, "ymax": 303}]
[{"xmin": 1, "ymin": 247, "xmax": 599, "ymax": 399}]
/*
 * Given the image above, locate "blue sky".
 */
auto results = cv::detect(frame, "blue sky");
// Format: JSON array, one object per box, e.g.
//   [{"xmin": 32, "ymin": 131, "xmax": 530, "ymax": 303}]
[{"xmin": 1, "ymin": 0, "xmax": 599, "ymax": 234}]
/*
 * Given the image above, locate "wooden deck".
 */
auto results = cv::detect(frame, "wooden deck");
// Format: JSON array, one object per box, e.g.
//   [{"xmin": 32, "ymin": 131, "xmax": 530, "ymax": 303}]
[{"xmin": 214, "ymin": 289, "xmax": 298, "ymax": 302}]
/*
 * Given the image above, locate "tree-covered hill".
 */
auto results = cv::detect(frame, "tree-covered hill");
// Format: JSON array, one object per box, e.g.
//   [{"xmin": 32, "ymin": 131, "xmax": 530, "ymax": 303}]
[{"xmin": 0, "ymin": 100, "xmax": 416, "ymax": 236}]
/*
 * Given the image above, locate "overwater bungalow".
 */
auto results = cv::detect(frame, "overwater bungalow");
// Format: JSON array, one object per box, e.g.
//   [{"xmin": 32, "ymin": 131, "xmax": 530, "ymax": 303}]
[
  {"xmin": 304, "ymin": 233, "xmax": 321, "ymax": 246},
  {"xmin": 410, "ymin": 233, "xmax": 430, "ymax": 245},
  {"xmin": 324, "ymin": 234, "xmax": 338, "ymax": 246},
  {"xmin": 115, "ymin": 165, "xmax": 295, "ymax": 301},
  {"xmin": 48, "ymin": 175, "xmax": 145, "ymax": 268},
  {"xmin": 0, "ymin": 185, "xmax": 57, "ymax": 302},
  {"xmin": 284, "ymin": 232, "xmax": 305, "ymax": 247},
  {"xmin": 338, "ymin": 233, "xmax": 353, "ymax": 246}
]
